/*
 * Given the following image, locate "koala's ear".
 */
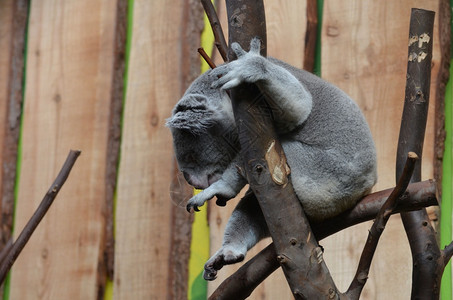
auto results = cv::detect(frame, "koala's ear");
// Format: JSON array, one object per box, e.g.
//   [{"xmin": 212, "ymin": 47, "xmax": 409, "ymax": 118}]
[{"xmin": 166, "ymin": 94, "xmax": 216, "ymax": 134}]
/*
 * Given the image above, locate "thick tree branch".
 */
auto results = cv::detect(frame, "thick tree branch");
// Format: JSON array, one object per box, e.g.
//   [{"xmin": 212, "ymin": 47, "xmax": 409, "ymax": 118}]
[
  {"xmin": 224, "ymin": 1, "xmax": 340, "ymax": 298},
  {"xmin": 0, "ymin": 150, "xmax": 81, "ymax": 284},
  {"xmin": 209, "ymin": 180, "xmax": 438, "ymax": 299},
  {"xmin": 396, "ymin": 8, "xmax": 443, "ymax": 299}
]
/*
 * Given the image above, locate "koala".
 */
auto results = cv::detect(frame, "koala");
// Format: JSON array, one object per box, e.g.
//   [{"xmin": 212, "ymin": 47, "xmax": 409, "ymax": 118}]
[{"xmin": 166, "ymin": 38, "xmax": 377, "ymax": 280}]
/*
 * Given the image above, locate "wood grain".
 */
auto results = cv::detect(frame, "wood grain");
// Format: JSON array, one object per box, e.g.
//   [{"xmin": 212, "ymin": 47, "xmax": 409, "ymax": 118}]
[
  {"xmin": 113, "ymin": 0, "xmax": 189, "ymax": 298},
  {"xmin": 9, "ymin": 0, "xmax": 117, "ymax": 298},
  {"xmin": 321, "ymin": 1, "xmax": 439, "ymax": 298}
]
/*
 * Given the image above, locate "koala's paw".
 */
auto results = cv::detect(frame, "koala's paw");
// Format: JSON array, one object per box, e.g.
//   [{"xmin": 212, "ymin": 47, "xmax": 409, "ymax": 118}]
[
  {"xmin": 186, "ymin": 193, "xmax": 208, "ymax": 213},
  {"xmin": 203, "ymin": 246, "xmax": 246, "ymax": 281},
  {"xmin": 210, "ymin": 37, "xmax": 266, "ymax": 90}
]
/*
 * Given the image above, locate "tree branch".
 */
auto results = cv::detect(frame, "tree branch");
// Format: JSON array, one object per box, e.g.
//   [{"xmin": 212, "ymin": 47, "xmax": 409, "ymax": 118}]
[
  {"xmin": 198, "ymin": 47, "xmax": 217, "ymax": 69},
  {"xmin": 209, "ymin": 180, "xmax": 438, "ymax": 299},
  {"xmin": 346, "ymin": 152, "xmax": 418, "ymax": 298},
  {"xmin": 0, "ymin": 150, "xmax": 81, "ymax": 284},
  {"xmin": 224, "ymin": 1, "xmax": 340, "ymax": 298},
  {"xmin": 200, "ymin": 0, "xmax": 228, "ymax": 62},
  {"xmin": 395, "ymin": 8, "xmax": 443, "ymax": 299}
]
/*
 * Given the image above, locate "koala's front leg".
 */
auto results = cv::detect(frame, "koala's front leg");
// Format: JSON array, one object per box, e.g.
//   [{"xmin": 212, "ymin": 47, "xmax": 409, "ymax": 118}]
[
  {"xmin": 211, "ymin": 38, "xmax": 313, "ymax": 132},
  {"xmin": 204, "ymin": 191, "xmax": 269, "ymax": 280},
  {"xmin": 186, "ymin": 160, "xmax": 246, "ymax": 212}
]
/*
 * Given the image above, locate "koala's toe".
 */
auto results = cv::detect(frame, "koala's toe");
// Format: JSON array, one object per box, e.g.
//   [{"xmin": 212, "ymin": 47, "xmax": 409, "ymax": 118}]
[
  {"xmin": 203, "ymin": 267, "xmax": 217, "ymax": 281},
  {"xmin": 186, "ymin": 202, "xmax": 201, "ymax": 213}
]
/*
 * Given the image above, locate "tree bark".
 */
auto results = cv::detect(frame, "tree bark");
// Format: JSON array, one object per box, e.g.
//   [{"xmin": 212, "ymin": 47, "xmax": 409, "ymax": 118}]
[
  {"xmin": 224, "ymin": 1, "xmax": 339, "ymax": 298},
  {"xmin": 209, "ymin": 180, "xmax": 438, "ymax": 299},
  {"xmin": 396, "ymin": 8, "xmax": 442, "ymax": 299}
]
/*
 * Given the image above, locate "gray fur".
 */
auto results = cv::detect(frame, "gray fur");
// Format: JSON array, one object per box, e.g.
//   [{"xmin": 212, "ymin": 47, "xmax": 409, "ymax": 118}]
[{"xmin": 166, "ymin": 38, "xmax": 377, "ymax": 280}]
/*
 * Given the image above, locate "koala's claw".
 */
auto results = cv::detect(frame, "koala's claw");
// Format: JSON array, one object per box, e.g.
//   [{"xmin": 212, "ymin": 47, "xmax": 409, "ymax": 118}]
[
  {"xmin": 203, "ymin": 247, "xmax": 246, "ymax": 280},
  {"xmin": 231, "ymin": 37, "xmax": 261, "ymax": 57},
  {"xmin": 203, "ymin": 266, "xmax": 218, "ymax": 281},
  {"xmin": 186, "ymin": 203, "xmax": 201, "ymax": 213}
]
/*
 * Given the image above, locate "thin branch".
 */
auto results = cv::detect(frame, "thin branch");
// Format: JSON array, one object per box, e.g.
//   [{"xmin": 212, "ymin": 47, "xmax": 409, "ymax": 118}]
[
  {"xmin": 200, "ymin": 0, "xmax": 228, "ymax": 62},
  {"xmin": 211, "ymin": 180, "xmax": 437, "ymax": 299},
  {"xmin": 346, "ymin": 152, "xmax": 419, "ymax": 298},
  {"xmin": 198, "ymin": 47, "xmax": 217, "ymax": 69},
  {"xmin": 0, "ymin": 150, "xmax": 82, "ymax": 284}
]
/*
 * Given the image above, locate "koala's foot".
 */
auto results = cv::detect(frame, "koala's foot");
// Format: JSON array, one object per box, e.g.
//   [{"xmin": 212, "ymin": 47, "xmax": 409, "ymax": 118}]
[{"xmin": 203, "ymin": 246, "xmax": 246, "ymax": 281}]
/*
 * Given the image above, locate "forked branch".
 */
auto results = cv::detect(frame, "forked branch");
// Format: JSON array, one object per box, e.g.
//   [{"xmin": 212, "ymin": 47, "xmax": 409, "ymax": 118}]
[{"xmin": 209, "ymin": 180, "xmax": 437, "ymax": 299}]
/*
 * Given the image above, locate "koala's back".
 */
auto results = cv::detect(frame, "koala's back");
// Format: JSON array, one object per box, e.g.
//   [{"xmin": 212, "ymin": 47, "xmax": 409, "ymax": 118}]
[{"xmin": 270, "ymin": 59, "xmax": 377, "ymax": 221}]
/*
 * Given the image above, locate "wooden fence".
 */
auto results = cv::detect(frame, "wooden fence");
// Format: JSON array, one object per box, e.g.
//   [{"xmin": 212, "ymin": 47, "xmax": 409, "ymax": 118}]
[{"xmin": 0, "ymin": 0, "xmax": 448, "ymax": 299}]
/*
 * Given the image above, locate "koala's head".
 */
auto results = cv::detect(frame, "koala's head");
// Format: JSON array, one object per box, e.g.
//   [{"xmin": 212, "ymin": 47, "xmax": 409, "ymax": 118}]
[{"xmin": 166, "ymin": 70, "xmax": 239, "ymax": 189}]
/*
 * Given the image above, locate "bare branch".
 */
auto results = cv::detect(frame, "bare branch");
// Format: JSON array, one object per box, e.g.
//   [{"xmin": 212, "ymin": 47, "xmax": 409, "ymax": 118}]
[
  {"xmin": 396, "ymin": 8, "xmax": 442, "ymax": 298},
  {"xmin": 224, "ymin": 1, "xmax": 342, "ymax": 298},
  {"xmin": 346, "ymin": 152, "xmax": 418, "ymax": 298},
  {"xmin": 198, "ymin": 47, "xmax": 217, "ymax": 69},
  {"xmin": 0, "ymin": 150, "xmax": 81, "ymax": 284},
  {"xmin": 200, "ymin": 0, "xmax": 228, "ymax": 62},
  {"xmin": 210, "ymin": 180, "xmax": 438, "ymax": 299}
]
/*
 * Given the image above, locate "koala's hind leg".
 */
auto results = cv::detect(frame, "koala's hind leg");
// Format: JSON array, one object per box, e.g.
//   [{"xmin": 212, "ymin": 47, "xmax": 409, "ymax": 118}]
[{"xmin": 204, "ymin": 191, "xmax": 269, "ymax": 280}]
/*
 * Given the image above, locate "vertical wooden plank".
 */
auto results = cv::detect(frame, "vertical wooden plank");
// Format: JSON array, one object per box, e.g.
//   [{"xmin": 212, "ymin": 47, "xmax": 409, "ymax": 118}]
[
  {"xmin": 10, "ymin": 0, "xmax": 117, "ymax": 299},
  {"xmin": 207, "ymin": 1, "xmax": 306, "ymax": 299},
  {"xmin": 321, "ymin": 1, "xmax": 439, "ymax": 298},
  {"xmin": 114, "ymin": 0, "xmax": 188, "ymax": 298}
]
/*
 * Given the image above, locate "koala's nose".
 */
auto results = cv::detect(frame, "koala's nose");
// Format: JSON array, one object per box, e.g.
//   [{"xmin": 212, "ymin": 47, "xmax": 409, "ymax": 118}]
[{"xmin": 182, "ymin": 171, "xmax": 209, "ymax": 190}]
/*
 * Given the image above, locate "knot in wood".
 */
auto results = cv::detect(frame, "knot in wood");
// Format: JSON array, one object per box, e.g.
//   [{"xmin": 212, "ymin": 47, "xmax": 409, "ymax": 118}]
[
  {"xmin": 254, "ymin": 164, "xmax": 264, "ymax": 174},
  {"xmin": 290, "ymin": 238, "xmax": 297, "ymax": 246},
  {"xmin": 328, "ymin": 288, "xmax": 337, "ymax": 299},
  {"xmin": 230, "ymin": 7, "xmax": 245, "ymax": 27}
]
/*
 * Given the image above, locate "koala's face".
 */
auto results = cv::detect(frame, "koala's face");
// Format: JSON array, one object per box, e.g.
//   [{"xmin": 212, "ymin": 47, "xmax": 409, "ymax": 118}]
[
  {"xmin": 167, "ymin": 70, "xmax": 238, "ymax": 189},
  {"xmin": 171, "ymin": 127, "xmax": 237, "ymax": 189}
]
